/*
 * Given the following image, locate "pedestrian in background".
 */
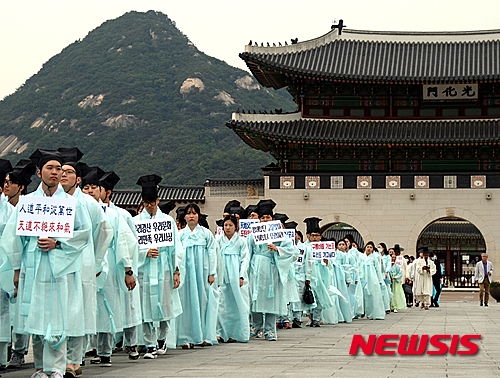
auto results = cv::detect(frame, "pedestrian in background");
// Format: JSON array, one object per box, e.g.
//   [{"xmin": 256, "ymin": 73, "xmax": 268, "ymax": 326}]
[{"xmin": 474, "ymin": 253, "xmax": 494, "ymax": 306}]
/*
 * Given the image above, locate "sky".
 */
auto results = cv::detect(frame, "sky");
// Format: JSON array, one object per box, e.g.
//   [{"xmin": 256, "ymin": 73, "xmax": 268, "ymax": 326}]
[{"xmin": 1, "ymin": 0, "xmax": 500, "ymax": 99}]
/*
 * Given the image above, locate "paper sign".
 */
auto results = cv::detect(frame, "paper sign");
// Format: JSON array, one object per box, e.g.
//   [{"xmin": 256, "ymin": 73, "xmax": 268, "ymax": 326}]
[
  {"xmin": 238, "ymin": 219, "xmax": 258, "ymax": 238},
  {"xmin": 296, "ymin": 245, "xmax": 305, "ymax": 266},
  {"xmin": 101, "ymin": 204, "xmax": 107, "ymax": 213},
  {"xmin": 216, "ymin": 226, "xmax": 224, "ymax": 239},
  {"xmin": 395, "ymin": 255, "xmax": 404, "ymax": 267},
  {"xmin": 16, "ymin": 196, "xmax": 77, "ymax": 238},
  {"xmin": 135, "ymin": 219, "xmax": 174, "ymax": 248},
  {"xmin": 310, "ymin": 241, "xmax": 336, "ymax": 260},
  {"xmin": 283, "ymin": 229, "xmax": 295, "ymax": 240},
  {"xmin": 251, "ymin": 220, "xmax": 285, "ymax": 245}
]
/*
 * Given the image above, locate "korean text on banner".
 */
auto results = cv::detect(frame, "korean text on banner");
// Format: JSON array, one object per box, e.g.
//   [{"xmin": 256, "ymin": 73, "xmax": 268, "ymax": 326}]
[
  {"xmin": 16, "ymin": 196, "xmax": 77, "ymax": 238},
  {"xmin": 135, "ymin": 219, "xmax": 174, "ymax": 248},
  {"xmin": 310, "ymin": 241, "xmax": 336, "ymax": 260},
  {"xmin": 216, "ymin": 226, "xmax": 224, "ymax": 240},
  {"xmin": 238, "ymin": 219, "xmax": 258, "ymax": 238},
  {"xmin": 251, "ymin": 220, "xmax": 285, "ymax": 245},
  {"xmin": 283, "ymin": 229, "xmax": 295, "ymax": 240},
  {"xmin": 296, "ymin": 245, "xmax": 305, "ymax": 266}
]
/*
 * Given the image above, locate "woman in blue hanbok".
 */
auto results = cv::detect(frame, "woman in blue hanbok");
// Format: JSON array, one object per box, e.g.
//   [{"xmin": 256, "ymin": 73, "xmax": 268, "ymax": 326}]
[
  {"xmin": 345, "ymin": 236, "xmax": 364, "ymax": 317},
  {"xmin": 216, "ymin": 215, "xmax": 249, "ymax": 343},
  {"xmin": 359, "ymin": 241, "xmax": 385, "ymax": 320},
  {"xmin": 337, "ymin": 240, "xmax": 356, "ymax": 321},
  {"xmin": 177, "ymin": 204, "xmax": 218, "ymax": 348}
]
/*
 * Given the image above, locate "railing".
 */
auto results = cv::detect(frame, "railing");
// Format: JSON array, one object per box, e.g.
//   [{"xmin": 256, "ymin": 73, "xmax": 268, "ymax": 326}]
[{"xmin": 442, "ymin": 273, "xmax": 478, "ymax": 288}]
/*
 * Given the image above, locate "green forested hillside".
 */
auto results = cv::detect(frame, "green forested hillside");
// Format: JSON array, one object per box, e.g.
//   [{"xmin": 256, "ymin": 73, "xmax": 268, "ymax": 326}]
[{"xmin": 0, "ymin": 10, "xmax": 294, "ymax": 187}]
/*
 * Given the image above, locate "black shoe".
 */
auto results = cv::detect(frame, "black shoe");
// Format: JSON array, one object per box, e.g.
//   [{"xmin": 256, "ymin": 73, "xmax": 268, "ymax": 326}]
[
  {"xmin": 100, "ymin": 356, "xmax": 112, "ymax": 367},
  {"xmin": 85, "ymin": 349, "xmax": 97, "ymax": 358},
  {"xmin": 485, "ymin": 303, "xmax": 489, "ymax": 307},
  {"xmin": 292, "ymin": 319, "xmax": 302, "ymax": 328},
  {"xmin": 312, "ymin": 320, "xmax": 320, "ymax": 327},
  {"xmin": 434, "ymin": 304, "xmax": 439, "ymax": 308},
  {"xmin": 480, "ymin": 302, "xmax": 483, "ymax": 306},
  {"xmin": 127, "ymin": 345, "xmax": 140, "ymax": 360}
]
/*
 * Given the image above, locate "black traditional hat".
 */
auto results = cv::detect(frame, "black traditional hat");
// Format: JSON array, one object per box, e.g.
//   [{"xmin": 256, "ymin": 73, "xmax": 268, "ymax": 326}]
[
  {"xmin": 274, "ymin": 213, "xmax": 289, "ymax": 224},
  {"xmin": 29, "ymin": 149, "xmax": 63, "ymax": 169},
  {"xmin": 9, "ymin": 159, "xmax": 36, "ymax": 187},
  {"xmin": 176, "ymin": 206, "xmax": 186, "ymax": 220},
  {"xmin": 0, "ymin": 160, "xmax": 12, "ymax": 182},
  {"xmin": 57, "ymin": 147, "xmax": 84, "ymax": 164},
  {"xmin": 244, "ymin": 204, "xmax": 258, "ymax": 218},
  {"xmin": 230, "ymin": 205, "xmax": 244, "ymax": 217},
  {"xmin": 224, "ymin": 200, "xmax": 241, "ymax": 214},
  {"xmin": 304, "ymin": 217, "xmax": 322, "ymax": 234},
  {"xmin": 417, "ymin": 245, "xmax": 433, "ymax": 254},
  {"xmin": 100, "ymin": 172, "xmax": 120, "ymax": 191},
  {"xmin": 81, "ymin": 167, "xmax": 105, "ymax": 187},
  {"xmin": 256, "ymin": 199, "xmax": 276, "ymax": 217},
  {"xmin": 284, "ymin": 221, "xmax": 298, "ymax": 230},
  {"xmin": 136, "ymin": 174, "xmax": 162, "ymax": 202},
  {"xmin": 393, "ymin": 244, "xmax": 405, "ymax": 253},
  {"xmin": 76, "ymin": 162, "xmax": 90, "ymax": 179},
  {"xmin": 158, "ymin": 200, "xmax": 176, "ymax": 215},
  {"xmin": 216, "ymin": 219, "xmax": 224, "ymax": 227}
]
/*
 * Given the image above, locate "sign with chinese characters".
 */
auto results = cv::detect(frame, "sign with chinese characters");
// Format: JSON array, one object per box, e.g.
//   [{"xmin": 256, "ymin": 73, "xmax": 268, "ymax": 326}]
[
  {"xmin": 251, "ymin": 220, "xmax": 285, "ymax": 245},
  {"xmin": 238, "ymin": 219, "xmax": 258, "ymax": 238},
  {"xmin": 16, "ymin": 196, "xmax": 77, "ymax": 238},
  {"xmin": 296, "ymin": 245, "xmax": 306, "ymax": 266},
  {"xmin": 135, "ymin": 219, "xmax": 174, "ymax": 248},
  {"xmin": 423, "ymin": 84, "xmax": 478, "ymax": 101},
  {"xmin": 310, "ymin": 241, "xmax": 336, "ymax": 260}
]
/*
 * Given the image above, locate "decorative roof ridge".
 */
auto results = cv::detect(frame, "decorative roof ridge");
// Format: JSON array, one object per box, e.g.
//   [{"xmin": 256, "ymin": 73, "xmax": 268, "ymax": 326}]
[
  {"xmin": 232, "ymin": 112, "xmax": 302, "ymax": 122},
  {"xmin": 244, "ymin": 28, "xmax": 500, "ymax": 56},
  {"xmin": 230, "ymin": 115, "xmax": 500, "ymax": 124},
  {"xmin": 204, "ymin": 178, "xmax": 264, "ymax": 186},
  {"xmin": 158, "ymin": 184, "xmax": 204, "ymax": 190}
]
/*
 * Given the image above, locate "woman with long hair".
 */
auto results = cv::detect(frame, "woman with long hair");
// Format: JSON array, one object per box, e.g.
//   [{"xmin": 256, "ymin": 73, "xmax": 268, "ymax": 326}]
[
  {"xmin": 216, "ymin": 215, "xmax": 250, "ymax": 343},
  {"xmin": 177, "ymin": 204, "xmax": 218, "ymax": 348}
]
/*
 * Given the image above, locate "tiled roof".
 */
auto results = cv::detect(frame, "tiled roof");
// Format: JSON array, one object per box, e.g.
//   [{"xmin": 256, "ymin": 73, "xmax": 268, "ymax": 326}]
[
  {"xmin": 421, "ymin": 221, "xmax": 482, "ymax": 238},
  {"xmin": 227, "ymin": 116, "xmax": 500, "ymax": 146},
  {"xmin": 241, "ymin": 29, "xmax": 500, "ymax": 85},
  {"xmin": 204, "ymin": 178, "xmax": 264, "ymax": 187},
  {"xmin": 112, "ymin": 185, "xmax": 205, "ymax": 206}
]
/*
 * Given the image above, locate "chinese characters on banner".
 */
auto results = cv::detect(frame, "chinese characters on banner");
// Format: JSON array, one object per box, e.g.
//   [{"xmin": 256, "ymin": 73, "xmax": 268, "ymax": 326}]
[
  {"xmin": 16, "ymin": 196, "xmax": 77, "ymax": 238},
  {"xmin": 135, "ymin": 219, "xmax": 174, "ymax": 248},
  {"xmin": 238, "ymin": 219, "xmax": 258, "ymax": 238},
  {"xmin": 296, "ymin": 245, "xmax": 305, "ymax": 266},
  {"xmin": 251, "ymin": 220, "xmax": 285, "ymax": 245},
  {"xmin": 423, "ymin": 84, "xmax": 478, "ymax": 101},
  {"xmin": 310, "ymin": 241, "xmax": 336, "ymax": 260}
]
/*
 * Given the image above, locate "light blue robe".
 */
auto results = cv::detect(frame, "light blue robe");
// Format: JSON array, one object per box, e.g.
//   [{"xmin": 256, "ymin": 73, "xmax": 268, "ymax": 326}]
[
  {"xmin": 290, "ymin": 241, "xmax": 314, "ymax": 313},
  {"xmin": 177, "ymin": 224, "xmax": 218, "ymax": 346},
  {"xmin": 247, "ymin": 234, "xmax": 297, "ymax": 316},
  {"xmin": 348, "ymin": 247, "xmax": 364, "ymax": 316},
  {"xmin": 0, "ymin": 184, "xmax": 90, "ymax": 338},
  {"xmin": 96, "ymin": 205, "xmax": 140, "ymax": 333},
  {"xmin": 374, "ymin": 251, "xmax": 391, "ymax": 312},
  {"xmin": 216, "ymin": 233, "xmax": 249, "ymax": 342},
  {"xmin": 134, "ymin": 209, "xmax": 183, "ymax": 323},
  {"xmin": 359, "ymin": 252, "xmax": 385, "ymax": 320},
  {"xmin": 332, "ymin": 252, "xmax": 352, "ymax": 323},
  {"xmin": 0, "ymin": 199, "xmax": 14, "ymax": 344},
  {"xmin": 73, "ymin": 188, "xmax": 112, "ymax": 335}
]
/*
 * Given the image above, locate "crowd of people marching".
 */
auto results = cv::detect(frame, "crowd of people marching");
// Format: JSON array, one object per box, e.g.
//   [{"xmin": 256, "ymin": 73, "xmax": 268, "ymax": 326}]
[{"xmin": 0, "ymin": 147, "xmax": 444, "ymax": 378}]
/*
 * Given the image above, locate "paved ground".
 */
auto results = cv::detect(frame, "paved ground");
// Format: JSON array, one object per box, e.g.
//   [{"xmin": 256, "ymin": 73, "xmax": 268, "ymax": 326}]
[{"xmin": 3, "ymin": 291, "xmax": 499, "ymax": 378}]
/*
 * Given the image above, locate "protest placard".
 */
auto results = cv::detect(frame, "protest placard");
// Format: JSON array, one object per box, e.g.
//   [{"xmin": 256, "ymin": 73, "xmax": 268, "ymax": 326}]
[
  {"xmin": 395, "ymin": 255, "xmax": 404, "ymax": 267},
  {"xmin": 310, "ymin": 241, "xmax": 336, "ymax": 260},
  {"xmin": 238, "ymin": 219, "xmax": 258, "ymax": 238},
  {"xmin": 135, "ymin": 218, "xmax": 174, "ymax": 248},
  {"xmin": 283, "ymin": 229, "xmax": 295, "ymax": 240},
  {"xmin": 16, "ymin": 196, "xmax": 77, "ymax": 238},
  {"xmin": 251, "ymin": 220, "xmax": 285, "ymax": 245},
  {"xmin": 216, "ymin": 226, "xmax": 224, "ymax": 239},
  {"xmin": 296, "ymin": 245, "xmax": 306, "ymax": 266}
]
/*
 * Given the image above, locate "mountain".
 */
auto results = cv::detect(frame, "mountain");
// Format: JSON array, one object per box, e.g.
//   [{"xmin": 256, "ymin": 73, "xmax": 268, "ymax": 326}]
[{"xmin": 0, "ymin": 10, "xmax": 294, "ymax": 188}]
